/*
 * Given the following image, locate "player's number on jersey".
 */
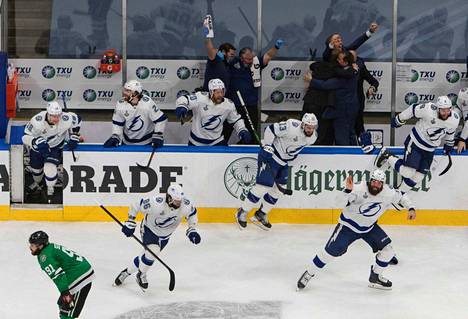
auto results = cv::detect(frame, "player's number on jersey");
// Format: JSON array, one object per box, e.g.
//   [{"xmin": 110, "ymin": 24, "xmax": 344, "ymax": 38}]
[
  {"xmin": 44, "ymin": 264, "xmax": 56, "ymax": 276},
  {"xmin": 61, "ymin": 246, "xmax": 84, "ymax": 262}
]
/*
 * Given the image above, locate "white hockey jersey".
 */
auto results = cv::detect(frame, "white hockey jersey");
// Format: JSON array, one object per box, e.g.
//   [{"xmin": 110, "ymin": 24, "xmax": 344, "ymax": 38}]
[
  {"xmin": 22, "ymin": 111, "xmax": 81, "ymax": 148},
  {"xmin": 176, "ymin": 92, "xmax": 247, "ymax": 146},
  {"xmin": 111, "ymin": 95, "xmax": 167, "ymax": 145},
  {"xmin": 339, "ymin": 181, "xmax": 414, "ymax": 234},
  {"xmin": 262, "ymin": 119, "xmax": 317, "ymax": 165},
  {"xmin": 398, "ymin": 103, "xmax": 459, "ymax": 152},
  {"xmin": 128, "ymin": 194, "xmax": 198, "ymax": 238},
  {"xmin": 455, "ymin": 92, "xmax": 468, "ymax": 140}
]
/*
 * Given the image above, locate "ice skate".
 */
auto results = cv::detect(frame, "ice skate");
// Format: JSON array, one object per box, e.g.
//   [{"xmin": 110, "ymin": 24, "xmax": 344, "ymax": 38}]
[
  {"xmin": 113, "ymin": 268, "xmax": 131, "ymax": 286},
  {"xmin": 235, "ymin": 208, "xmax": 248, "ymax": 229},
  {"xmin": 368, "ymin": 266, "xmax": 392, "ymax": 290},
  {"xmin": 374, "ymin": 147, "xmax": 395, "ymax": 169},
  {"xmin": 250, "ymin": 210, "xmax": 272, "ymax": 231},
  {"xmin": 297, "ymin": 270, "xmax": 314, "ymax": 291},
  {"xmin": 136, "ymin": 271, "xmax": 148, "ymax": 291}
]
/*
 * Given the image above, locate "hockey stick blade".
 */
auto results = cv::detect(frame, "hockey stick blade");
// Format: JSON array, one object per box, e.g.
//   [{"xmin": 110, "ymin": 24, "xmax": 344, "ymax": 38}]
[
  {"xmin": 97, "ymin": 202, "xmax": 176, "ymax": 291},
  {"xmin": 439, "ymin": 153, "xmax": 452, "ymax": 176},
  {"xmin": 276, "ymin": 183, "xmax": 292, "ymax": 196}
]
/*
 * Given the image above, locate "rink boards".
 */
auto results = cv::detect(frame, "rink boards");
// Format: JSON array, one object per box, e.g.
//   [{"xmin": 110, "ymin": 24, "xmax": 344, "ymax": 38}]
[{"xmin": 2, "ymin": 145, "xmax": 468, "ymax": 225}]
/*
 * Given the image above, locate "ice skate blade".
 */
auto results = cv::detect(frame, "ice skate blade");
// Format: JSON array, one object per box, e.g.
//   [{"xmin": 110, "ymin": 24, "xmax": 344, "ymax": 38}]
[
  {"xmin": 368, "ymin": 283, "xmax": 392, "ymax": 290},
  {"xmin": 250, "ymin": 216, "xmax": 271, "ymax": 231}
]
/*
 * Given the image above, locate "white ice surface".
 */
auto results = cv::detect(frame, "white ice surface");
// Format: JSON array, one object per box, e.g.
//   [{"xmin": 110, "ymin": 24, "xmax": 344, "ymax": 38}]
[{"xmin": 1, "ymin": 222, "xmax": 468, "ymax": 318}]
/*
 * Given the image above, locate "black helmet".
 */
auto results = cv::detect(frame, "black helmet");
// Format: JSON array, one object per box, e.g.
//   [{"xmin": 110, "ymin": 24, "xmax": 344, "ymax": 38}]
[{"xmin": 29, "ymin": 231, "xmax": 49, "ymax": 246}]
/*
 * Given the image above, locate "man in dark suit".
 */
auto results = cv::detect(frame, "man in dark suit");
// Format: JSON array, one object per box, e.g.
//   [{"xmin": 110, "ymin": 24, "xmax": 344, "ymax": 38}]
[{"xmin": 322, "ymin": 22, "xmax": 378, "ymax": 62}]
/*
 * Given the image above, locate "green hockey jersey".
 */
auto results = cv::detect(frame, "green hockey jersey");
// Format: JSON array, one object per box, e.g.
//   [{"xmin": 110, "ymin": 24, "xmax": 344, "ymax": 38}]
[{"xmin": 37, "ymin": 243, "xmax": 94, "ymax": 294}]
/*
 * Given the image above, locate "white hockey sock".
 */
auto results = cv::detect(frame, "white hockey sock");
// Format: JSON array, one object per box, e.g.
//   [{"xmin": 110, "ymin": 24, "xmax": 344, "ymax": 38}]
[
  {"xmin": 44, "ymin": 162, "xmax": 58, "ymax": 188},
  {"xmin": 241, "ymin": 185, "xmax": 268, "ymax": 212},
  {"xmin": 309, "ymin": 250, "xmax": 335, "ymax": 273},
  {"xmin": 127, "ymin": 256, "xmax": 140, "ymax": 274},
  {"xmin": 372, "ymin": 263, "xmax": 388, "ymax": 275},
  {"xmin": 138, "ymin": 253, "xmax": 155, "ymax": 273}
]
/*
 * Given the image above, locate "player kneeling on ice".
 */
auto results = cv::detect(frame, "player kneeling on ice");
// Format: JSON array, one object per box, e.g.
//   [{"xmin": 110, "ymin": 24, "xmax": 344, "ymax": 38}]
[
  {"xmin": 297, "ymin": 170, "xmax": 416, "ymax": 291},
  {"xmin": 374, "ymin": 95, "xmax": 458, "ymax": 193},
  {"xmin": 114, "ymin": 183, "xmax": 200, "ymax": 290},
  {"xmin": 29, "ymin": 231, "xmax": 94, "ymax": 319},
  {"xmin": 103, "ymin": 80, "xmax": 168, "ymax": 148},
  {"xmin": 175, "ymin": 78, "xmax": 251, "ymax": 146},
  {"xmin": 235, "ymin": 113, "xmax": 318, "ymax": 230},
  {"xmin": 23, "ymin": 101, "xmax": 81, "ymax": 202}
]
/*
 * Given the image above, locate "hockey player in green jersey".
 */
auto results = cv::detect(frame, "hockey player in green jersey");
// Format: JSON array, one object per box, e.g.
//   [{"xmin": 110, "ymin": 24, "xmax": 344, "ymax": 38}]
[{"xmin": 29, "ymin": 231, "xmax": 94, "ymax": 319}]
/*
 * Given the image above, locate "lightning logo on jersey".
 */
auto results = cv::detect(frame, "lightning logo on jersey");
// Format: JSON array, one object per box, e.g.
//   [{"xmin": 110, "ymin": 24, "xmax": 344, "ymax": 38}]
[
  {"xmin": 175, "ymin": 92, "xmax": 247, "ymax": 146},
  {"xmin": 128, "ymin": 195, "xmax": 198, "ymax": 238},
  {"xmin": 111, "ymin": 94, "xmax": 167, "ymax": 145},
  {"xmin": 339, "ymin": 182, "xmax": 413, "ymax": 233},
  {"xmin": 358, "ymin": 202, "xmax": 383, "ymax": 217},
  {"xmin": 263, "ymin": 119, "xmax": 318, "ymax": 166},
  {"xmin": 399, "ymin": 103, "xmax": 459, "ymax": 152}
]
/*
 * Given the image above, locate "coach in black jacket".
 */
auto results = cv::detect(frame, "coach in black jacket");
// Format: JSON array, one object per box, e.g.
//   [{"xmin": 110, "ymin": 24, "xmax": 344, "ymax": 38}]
[
  {"xmin": 322, "ymin": 22, "xmax": 378, "ymax": 62},
  {"xmin": 302, "ymin": 59, "xmax": 355, "ymax": 145}
]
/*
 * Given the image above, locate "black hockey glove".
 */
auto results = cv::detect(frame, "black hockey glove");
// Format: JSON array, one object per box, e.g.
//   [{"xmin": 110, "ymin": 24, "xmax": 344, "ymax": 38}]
[{"xmin": 57, "ymin": 290, "xmax": 75, "ymax": 311}]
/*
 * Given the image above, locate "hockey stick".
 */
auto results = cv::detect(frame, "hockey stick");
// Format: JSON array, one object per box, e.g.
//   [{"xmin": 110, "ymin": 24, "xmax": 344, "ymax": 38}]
[
  {"xmin": 61, "ymin": 95, "xmax": 77, "ymax": 162},
  {"xmin": 97, "ymin": 203, "xmax": 176, "ymax": 291},
  {"xmin": 236, "ymin": 91, "xmax": 293, "ymax": 196},
  {"xmin": 136, "ymin": 146, "xmax": 156, "ymax": 169},
  {"xmin": 439, "ymin": 152, "xmax": 452, "ymax": 176}
]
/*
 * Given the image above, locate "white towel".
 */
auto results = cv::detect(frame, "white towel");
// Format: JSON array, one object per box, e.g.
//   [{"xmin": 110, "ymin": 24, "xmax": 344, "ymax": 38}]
[{"xmin": 250, "ymin": 56, "xmax": 261, "ymax": 87}]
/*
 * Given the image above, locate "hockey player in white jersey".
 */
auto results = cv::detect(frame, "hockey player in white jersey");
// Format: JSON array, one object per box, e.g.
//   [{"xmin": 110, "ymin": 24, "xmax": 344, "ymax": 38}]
[
  {"xmin": 114, "ymin": 183, "xmax": 200, "ymax": 290},
  {"xmin": 455, "ymin": 88, "xmax": 468, "ymax": 154},
  {"xmin": 235, "ymin": 113, "xmax": 318, "ymax": 230},
  {"xmin": 22, "ymin": 101, "xmax": 81, "ymax": 200},
  {"xmin": 103, "ymin": 80, "xmax": 168, "ymax": 147},
  {"xmin": 297, "ymin": 170, "xmax": 416, "ymax": 291},
  {"xmin": 175, "ymin": 78, "xmax": 252, "ymax": 146},
  {"xmin": 375, "ymin": 95, "xmax": 459, "ymax": 192}
]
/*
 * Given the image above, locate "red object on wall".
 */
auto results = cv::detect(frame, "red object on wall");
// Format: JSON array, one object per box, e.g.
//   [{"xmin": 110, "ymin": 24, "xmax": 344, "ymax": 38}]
[
  {"xmin": 6, "ymin": 71, "xmax": 18, "ymax": 118},
  {"xmin": 99, "ymin": 49, "xmax": 121, "ymax": 74}
]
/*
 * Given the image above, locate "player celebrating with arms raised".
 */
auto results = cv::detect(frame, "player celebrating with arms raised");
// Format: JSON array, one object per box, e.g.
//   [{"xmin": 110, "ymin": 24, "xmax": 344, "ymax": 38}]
[{"xmin": 296, "ymin": 170, "xmax": 416, "ymax": 291}]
